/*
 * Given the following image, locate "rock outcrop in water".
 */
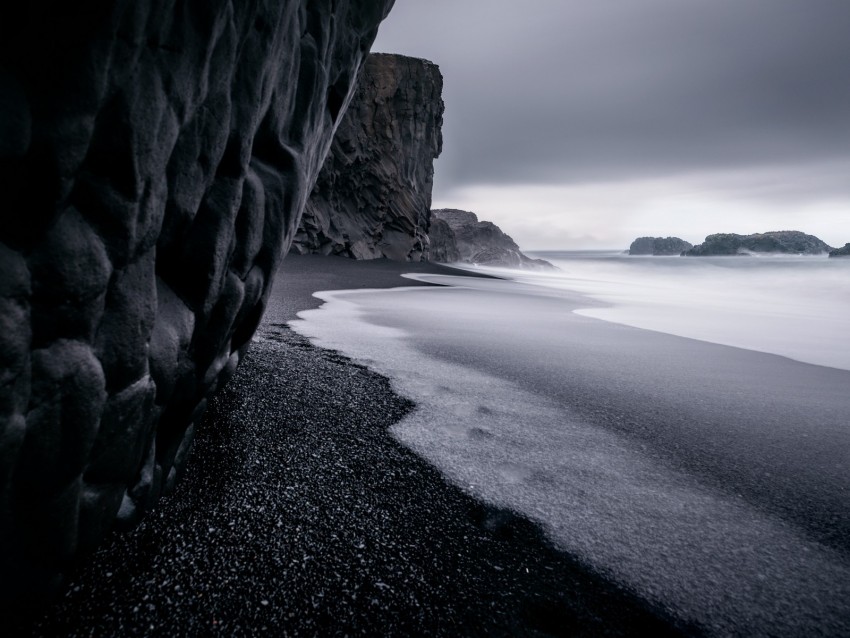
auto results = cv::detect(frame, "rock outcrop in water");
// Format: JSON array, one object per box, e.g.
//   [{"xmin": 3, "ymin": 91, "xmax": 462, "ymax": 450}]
[
  {"xmin": 430, "ymin": 209, "xmax": 555, "ymax": 270},
  {"xmin": 629, "ymin": 236, "xmax": 693, "ymax": 256},
  {"xmin": 291, "ymin": 54, "xmax": 444, "ymax": 261},
  {"xmin": 683, "ymin": 231, "xmax": 833, "ymax": 256},
  {"xmin": 829, "ymin": 243, "xmax": 850, "ymax": 258},
  {"xmin": 0, "ymin": 0, "xmax": 393, "ymax": 607}
]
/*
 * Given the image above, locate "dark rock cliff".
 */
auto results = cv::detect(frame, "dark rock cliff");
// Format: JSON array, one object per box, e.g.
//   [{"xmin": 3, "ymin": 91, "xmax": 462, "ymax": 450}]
[
  {"xmin": 0, "ymin": 0, "xmax": 393, "ymax": 607},
  {"xmin": 291, "ymin": 54, "xmax": 444, "ymax": 261},
  {"xmin": 684, "ymin": 231, "xmax": 833, "ymax": 256},
  {"xmin": 430, "ymin": 209, "xmax": 555, "ymax": 270},
  {"xmin": 829, "ymin": 243, "xmax": 850, "ymax": 258},
  {"xmin": 629, "ymin": 236, "xmax": 693, "ymax": 256},
  {"xmin": 428, "ymin": 218, "xmax": 461, "ymax": 263}
]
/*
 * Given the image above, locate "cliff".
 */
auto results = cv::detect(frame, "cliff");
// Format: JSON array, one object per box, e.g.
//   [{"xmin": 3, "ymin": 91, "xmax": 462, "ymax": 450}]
[
  {"xmin": 428, "ymin": 218, "xmax": 461, "ymax": 263},
  {"xmin": 0, "ymin": 0, "xmax": 393, "ymax": 607},
  {"xmin": 829, "ymin": 243, "xmax": 850, "ymax": 258},
  {"xmin": 684, "ymin": 231, "xmax": 833, "ymax": 256},
  {"xmin": 430, "ymin": 209, "xmax": 555, "ymax": 270},
  {"xmin": 629, "ymin": 236, "xmax": 693, "ymax": 256},
  {"xmin": 291, "ymin": 54, "xmax": 444, "ymax": 261}
]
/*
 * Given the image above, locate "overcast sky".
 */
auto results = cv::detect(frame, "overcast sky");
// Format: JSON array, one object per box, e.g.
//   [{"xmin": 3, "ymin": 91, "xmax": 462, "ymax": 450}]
[{"xmin": 372, "ymin": 0, "xmax": 850, "ymax": 249}]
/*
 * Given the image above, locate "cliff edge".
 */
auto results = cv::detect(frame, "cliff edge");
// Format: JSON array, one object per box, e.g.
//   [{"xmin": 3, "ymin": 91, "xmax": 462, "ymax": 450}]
[{"xmin": 292, "ymin": 54, "xmax": 444, "ymax": 261}]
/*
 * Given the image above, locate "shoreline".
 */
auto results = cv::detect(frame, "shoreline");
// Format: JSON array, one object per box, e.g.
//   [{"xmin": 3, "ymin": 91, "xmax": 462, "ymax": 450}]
[
  {"xmin": 467, "ymin": 251, "xmax": 850, "ymax": 371},
  {"xmin": 18, "ymin": 255, "xmax": 684, "ymax": 636},
  {"xmin": 286, "ymin": 258, "xmax": 850, "ymax": 635}
]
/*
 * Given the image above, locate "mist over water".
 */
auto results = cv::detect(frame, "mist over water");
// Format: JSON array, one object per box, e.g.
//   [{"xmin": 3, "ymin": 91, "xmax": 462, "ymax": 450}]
[
  {"xmin": 289, "ymin": 254, "xmax": 850, "ymax": 635},
  {"xmin": 517, "ymin": 251, "xmax": 850, "ymax": 370}
]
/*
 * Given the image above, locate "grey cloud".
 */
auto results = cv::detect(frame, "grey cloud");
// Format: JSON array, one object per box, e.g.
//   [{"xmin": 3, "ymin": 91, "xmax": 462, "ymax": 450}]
[{"xmin": 373, "ymin": 0, "xmax": 850, "ymax": 194}]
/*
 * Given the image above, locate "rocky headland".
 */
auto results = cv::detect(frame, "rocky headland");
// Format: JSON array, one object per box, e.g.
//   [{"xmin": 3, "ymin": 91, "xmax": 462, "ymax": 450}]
[
  {"xmin": 0, "ymin": 0, "xmax": 393, "ymax": 609},
  {"xmin": 430, "ymin": 209, "xmax": 555, "ymax": 270},
  {"xmin": 289, "ymin": 56, "xmax": 547, "ymax": 272},
  {"xmin": 292, "ymin": 53, "xmax": 444, "ymax": 261},
  {"xmin": 829, "ymin": 243, "xmax": 850, "ymax": 258},
  {"xmin": 628, "ymin": 236, "xmax": 693, "ymax": 256},
  {"xmin": 683, "ymin": 231, "xmax": 833, "ymax": 256}
]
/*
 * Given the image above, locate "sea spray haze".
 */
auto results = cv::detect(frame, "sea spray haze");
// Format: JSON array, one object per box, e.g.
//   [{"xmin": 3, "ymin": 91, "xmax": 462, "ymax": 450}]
[{"xmin": 519, "ymin": 251, "xmax": 850, "ymax": 370}]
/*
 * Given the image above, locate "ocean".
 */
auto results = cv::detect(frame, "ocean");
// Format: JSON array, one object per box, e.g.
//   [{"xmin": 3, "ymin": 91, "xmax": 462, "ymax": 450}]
[
  {"xmin": 289, "ymin": 251, "xmax": 850, "ymax": 635},
  {"xmin": 522, "ymin": 250, "xmax": 849, "ymax": 370}
]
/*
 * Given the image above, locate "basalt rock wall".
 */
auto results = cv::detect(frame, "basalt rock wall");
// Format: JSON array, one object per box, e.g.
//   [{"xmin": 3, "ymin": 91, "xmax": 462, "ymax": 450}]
[
  {"xmin": 0, "ymin": 0, "xmax": 393, "ymax": 607},
  {"xmin": 427, "ymin": 218, "xmax": 460, "ymax": 263},
  {"xmin": 292, "ymin": 54, "xmax": 444, "ymax": 261}
]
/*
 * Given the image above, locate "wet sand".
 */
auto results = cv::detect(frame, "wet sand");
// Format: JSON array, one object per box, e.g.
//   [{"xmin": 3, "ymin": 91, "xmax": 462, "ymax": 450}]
[
  {"xmin": 15, "ymin": 255, "xmax": 683, "ymax": 636},
  {"xmin": 289, "ymin": 269, "xmax": 850, "ymax": 635}
]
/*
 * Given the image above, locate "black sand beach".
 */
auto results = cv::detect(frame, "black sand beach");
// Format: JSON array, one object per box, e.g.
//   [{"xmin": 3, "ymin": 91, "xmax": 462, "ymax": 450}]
[
  {"xmin": 305, "ymin": 269, "xmax": 850, "ymax": 635},
  {"xmin": 13, "ymin": 255, "xmax": 684, "ymax": 636}
]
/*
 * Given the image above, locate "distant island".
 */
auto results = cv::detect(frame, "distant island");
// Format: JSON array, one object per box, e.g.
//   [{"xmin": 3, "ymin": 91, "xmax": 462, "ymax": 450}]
[
  {"xmin": 683, "ymin": 231, "xmax": 833, "ymax": 256},
  {"xmin": 829, "ymin": 243, "xmax": 850, "ymax": 258},
  {"xmin": 629, "ymin": 236, "xmax": 693, "ymax": 255}
]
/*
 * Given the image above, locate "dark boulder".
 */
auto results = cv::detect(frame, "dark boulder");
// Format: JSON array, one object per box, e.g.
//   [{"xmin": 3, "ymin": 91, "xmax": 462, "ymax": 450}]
[
  {"xmin": 829, "ymin": 243, "xmax": 850, "ymax": 258},
  {"xmin": 292, "ymin": 53, "xmax": 444, "ymax": 261},
  {"xmin": 684, "ymin": 231, "xmax": 833, "ymax": 256},
  {"xmin": 629, "ymin": 236, "xmax": 693, "ymax": 256},
  {"xmin": 431, "ymin": 209, "xmax": 556, "ymax": 270},
  {"xmin": 0, "ymin": 0, "xmax": 393, "ymax": 608}
]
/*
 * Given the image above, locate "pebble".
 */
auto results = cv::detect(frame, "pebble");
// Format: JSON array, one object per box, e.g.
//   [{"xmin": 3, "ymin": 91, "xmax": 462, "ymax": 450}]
[{"xmin": 19, "ymin": 327, "xmax": 679, "ymax": 637}]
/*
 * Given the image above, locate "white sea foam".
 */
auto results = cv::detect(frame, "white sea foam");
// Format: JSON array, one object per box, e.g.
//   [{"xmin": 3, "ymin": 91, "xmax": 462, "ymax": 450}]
[
  {"xmin": 289, "ymin": 277, "xmax": 850, "ymax": 635},
  {"xmin": 483, "ymin": 251, "xmax": 850, "ymax": 371}
]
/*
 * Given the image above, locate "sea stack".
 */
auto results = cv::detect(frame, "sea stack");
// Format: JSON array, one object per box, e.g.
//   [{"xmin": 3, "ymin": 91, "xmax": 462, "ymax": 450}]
[
  {"xmin": 683, "ymin": 231, "xmax": 833, "ymax": 256},
  {"xmin": 628, "ymin": 237, "xmax": 693, "ymax": 255},
  {"xmin": 0, "ymin": 0, "xmax": 393, "ymax": 608},
  {"xmin": 293, "ymin": 54, "xmax": 445, "ymax": 261}
]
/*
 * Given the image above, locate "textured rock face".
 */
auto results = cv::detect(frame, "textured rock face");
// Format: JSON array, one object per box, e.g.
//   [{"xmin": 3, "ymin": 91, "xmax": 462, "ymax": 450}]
[
  {"xmin": 292, "ymin": 54, "xmax": 444, "ymax": 261},
  {"xmin": 0, "ymin": 0, "xmax": 393, "ymax": 607},
  {"xmin": 629, "ymin": 236, "xmax": 693, "ymax": 256},
  {"xmin": 427, "ymin": 218, "xmax": 460, "ymax": 263},
  {"xmin": 430, "ymin": 209, "xmax": 555, "ymax": 270},
  {"xmin": 829, "ymin": 243, "xmax": 850, "ymax": 257},
  {"xmin": 684, "ymin": 231, "xmax": 833, "ymax": 256}
]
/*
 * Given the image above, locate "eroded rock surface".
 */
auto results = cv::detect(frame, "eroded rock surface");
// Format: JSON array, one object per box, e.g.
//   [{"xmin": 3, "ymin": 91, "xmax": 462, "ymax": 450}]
[
  {"xmin": 292, "ymin": 54, "xmax": 444, "ymax": 261},
  {"xmin": 430, "ymin": 209, "xmax": 555, "ymax": 270},
  {"xmin": 428, "ymin": 218, "xmax": 461, "ymax": 263},
  {"xmin": 629, "ymin": 237, "xmax": 693, "ymax": 256},
  {"xmin": 684, "ymin": 231, "xmax": 833, "ymax": 256},
  {"xmin": 0, "ymin": 0, "xmax": 393, "ymax": 608}
]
